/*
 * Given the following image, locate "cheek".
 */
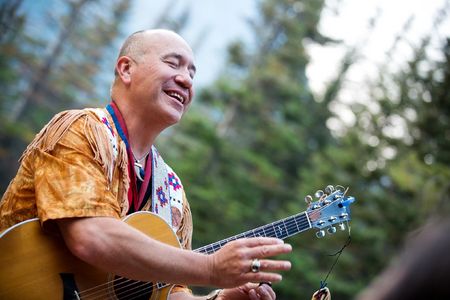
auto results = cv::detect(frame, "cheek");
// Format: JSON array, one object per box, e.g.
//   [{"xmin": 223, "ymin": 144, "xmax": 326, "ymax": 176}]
[{"xmin": 189, "ymin": 88, "xmax": 195, "ymax": 102}]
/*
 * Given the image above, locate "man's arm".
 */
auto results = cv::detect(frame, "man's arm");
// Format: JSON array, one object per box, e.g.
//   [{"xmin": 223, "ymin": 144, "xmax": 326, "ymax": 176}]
[{"xmin": 57, "ymin": 217, "xmax": 292, "ymax": 288}]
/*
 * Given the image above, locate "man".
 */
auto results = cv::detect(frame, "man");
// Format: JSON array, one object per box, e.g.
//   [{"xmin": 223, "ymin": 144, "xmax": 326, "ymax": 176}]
[{"xmin": 0, "ymin": 29, "xmax": 292, "ymax": 299}]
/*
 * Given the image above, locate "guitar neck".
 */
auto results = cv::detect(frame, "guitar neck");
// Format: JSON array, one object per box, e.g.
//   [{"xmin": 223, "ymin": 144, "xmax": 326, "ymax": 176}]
[{"xmin": 194, "ymin": 212, "xmax": 311, "ymax": 254}]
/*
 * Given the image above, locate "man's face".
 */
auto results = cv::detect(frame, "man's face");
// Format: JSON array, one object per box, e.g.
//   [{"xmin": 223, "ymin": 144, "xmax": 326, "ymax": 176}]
[{"xmin": 129, "ymin": 32, "xmax": 196, "ymax": 126}]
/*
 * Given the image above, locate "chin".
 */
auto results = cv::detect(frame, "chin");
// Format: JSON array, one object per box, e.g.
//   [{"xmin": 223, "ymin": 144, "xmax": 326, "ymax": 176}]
[{"xmin": 163, "ymin": 110, "xmax": 184, "ymax": 126}]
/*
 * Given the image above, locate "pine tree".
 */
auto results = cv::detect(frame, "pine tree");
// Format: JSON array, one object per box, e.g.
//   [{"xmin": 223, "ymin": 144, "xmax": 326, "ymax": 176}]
[
  {"xmin": 159, "ymin": 0, "xmax": 345, "ymax": 298},
  {"xmin": 0, "ymin": 0, "xmax": 131, "ymax": 193},
  {"xmin": 159, "ymin": 1, "xmax": 450, "ymax": 299},
  {"xmin": 296, "ymin": 4, "xmax": 450, "ymax": 298}
]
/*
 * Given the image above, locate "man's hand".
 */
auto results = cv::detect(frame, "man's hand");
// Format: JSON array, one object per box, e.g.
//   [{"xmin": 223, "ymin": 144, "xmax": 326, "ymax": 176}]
[
  {"xmin": 219, "ymin": 283, "xmax": 277, "ymax": 300},
  {"xmin": 208, "ymin": 237, "xmax": 292, "ymax": 288},
  {"xmin": 170, "ymin": 283, "xmax": 276, "ymax": 300}
]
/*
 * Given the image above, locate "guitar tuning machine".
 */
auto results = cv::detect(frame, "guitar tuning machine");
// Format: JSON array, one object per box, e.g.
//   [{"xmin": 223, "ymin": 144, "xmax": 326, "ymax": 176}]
[
  {"xmin": 316, "ymin": 230, "xmax": 326, "ymax": 238},
  {"xmin": 327, "ymin": 226, "xmax": 337, "ymax": 234},
  {"xmin": 304, "ymin": 195, "xmax": 313, "ymax": 205},
  {"xmin": 325, "ymin": 185, "xmax": 335, "ymax": 194},
  {"xmin": 314, "ymin": 190, "xmax": 324, "ymax": 198}
]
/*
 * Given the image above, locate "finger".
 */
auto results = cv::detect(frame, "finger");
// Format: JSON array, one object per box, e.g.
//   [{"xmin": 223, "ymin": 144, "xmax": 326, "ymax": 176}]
[
  {"xmin": 257, "ymin": 287, "xmax": 272, "ymax": 300},
  {"xmin": 248, "ymin": 289, "xmax": 260, "ymax": 300},
  {"xmin": 242, "ymin": 271, "xmax": 283, "ymax": 284},
  {"xmin": 244, "ymin": 282, "xmax": 260, "ymax": 291},
  {"xmin": 249, "ymin": 243, "xmax": 292, "ymax": 258},
  {"xmin": 258, "ymin": 259, "xmax": 291, "ymax": 272},
  {"xmin": 237, "ymin": 237, "xmax": 285, "ymax": 247},
  {"xmin": 257, "ymin": 284, "xmax": 276, "ymax": 299}
]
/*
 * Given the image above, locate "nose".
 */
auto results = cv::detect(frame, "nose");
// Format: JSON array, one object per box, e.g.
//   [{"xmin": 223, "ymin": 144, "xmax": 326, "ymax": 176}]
[{"xmin": 174, "ymin": 72, "xmax": 193, "ymax": 89}]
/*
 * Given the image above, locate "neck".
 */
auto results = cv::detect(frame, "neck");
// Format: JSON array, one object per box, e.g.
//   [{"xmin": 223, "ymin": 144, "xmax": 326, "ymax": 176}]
[
  {"xmin": 111, "ymin": 97, "xmax": 163, "ymax": 158},
  {"xmin": 194, "ymin": 212, "xmax": 311, "ymax": 255},
  {"xmin": 127, "ymin": 119, "xmax": 157, "ymax": 158}
]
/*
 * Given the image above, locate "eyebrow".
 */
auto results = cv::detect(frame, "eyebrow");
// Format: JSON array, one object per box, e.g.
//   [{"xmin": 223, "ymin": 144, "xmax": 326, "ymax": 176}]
[{"xmin": 162, "ymin": 52, "xmax": 197, "ymax": 73}]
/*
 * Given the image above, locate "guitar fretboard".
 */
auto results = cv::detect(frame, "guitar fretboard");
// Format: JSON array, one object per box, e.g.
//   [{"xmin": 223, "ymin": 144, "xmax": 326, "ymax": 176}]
[{"xmin": 194, "ymin": 212, "xmax": 311, "ymax": 255}]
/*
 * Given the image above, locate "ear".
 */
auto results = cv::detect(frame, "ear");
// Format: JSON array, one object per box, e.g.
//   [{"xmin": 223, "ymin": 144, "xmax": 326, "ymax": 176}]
[{"xmin": 115, "ymin": 56, "xmax": 133, "ymax": 85}]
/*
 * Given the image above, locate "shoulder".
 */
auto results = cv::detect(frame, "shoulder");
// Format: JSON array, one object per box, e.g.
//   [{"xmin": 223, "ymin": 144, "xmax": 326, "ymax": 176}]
[{"xmin": 20, "ymin": 107, "xmax": 115, "ymax": 160}]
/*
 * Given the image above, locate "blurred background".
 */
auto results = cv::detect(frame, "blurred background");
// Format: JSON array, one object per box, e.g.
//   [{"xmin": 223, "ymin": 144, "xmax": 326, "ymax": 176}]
[{"xmin": 1, "ymin": 0, "xmax": 449, "ymax": 299}]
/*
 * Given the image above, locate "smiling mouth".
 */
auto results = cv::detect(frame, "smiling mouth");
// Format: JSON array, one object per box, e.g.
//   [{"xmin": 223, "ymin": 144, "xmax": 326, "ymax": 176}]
[{"xmin": 166, "ymin": 91, "xmax": 185, "ymax": 104}]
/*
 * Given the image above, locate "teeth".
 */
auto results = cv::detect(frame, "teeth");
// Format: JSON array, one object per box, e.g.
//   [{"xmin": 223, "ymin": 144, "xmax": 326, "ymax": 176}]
[{"xmin": 167, "ymin": 92, "xmax": 184, "ymax": 104}]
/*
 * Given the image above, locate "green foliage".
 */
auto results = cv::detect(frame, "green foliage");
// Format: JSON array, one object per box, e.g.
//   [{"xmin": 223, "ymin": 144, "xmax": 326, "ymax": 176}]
[
  {"xmin": 159, "ymin": 1, "xmax": 450, "ymax": 299},
  {"xmin": 0, "ymin": 0, "xmax": 131, "ymax": 193},
  {"xmin": 159, "ymin": 0, "xmax": 345, "ymax": 298}
]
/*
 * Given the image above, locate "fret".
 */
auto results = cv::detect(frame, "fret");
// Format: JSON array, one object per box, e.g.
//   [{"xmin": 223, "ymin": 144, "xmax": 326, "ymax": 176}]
[
  {"xmin": 273, "ymin": 220, "xmax": 287, "ymax": 239},
  {"xmin": 212, "ymin": 243, "xmax": 221, "ymax": 253},
  {"xmin": 195, "ymin": 212, "xmax": 313, "ymax": 255},
  {"xmin": 206, "ymin": 244, "xmax": 215, "ymax": 254},
  {"xmin": 261, "ymin": 223, "xmax": 277, "ymax": 238},
  {"xmin": 242, "ymin": 231, "xmax": 253, "ymax": 238},
  {"xmin": 229, "ymin": 236, "xmax": 238, "ymax": 241},
  {"xmin": 294, "ymin": 213, "xmax": 310, "ymax": 233},
  {"xmin": 284, "ymin": 218, "xmax": 298, "ymax": 237},
  {"xmin": 293, "ymin": 214, "xmax": 301, "ymax": 232},
  {"xmin": 235, "ymin": 233, "xmax": 246, "ymax": 240},
  {"xmin": 253, "ymin": 228, "xmax": 265, "ymax": 237}
]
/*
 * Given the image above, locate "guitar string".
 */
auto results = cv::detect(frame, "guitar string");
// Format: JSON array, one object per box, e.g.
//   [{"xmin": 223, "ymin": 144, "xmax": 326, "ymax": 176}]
[
  {"xmin": 82, "ymin": 217, "xmax": 311, "ymax": 300},
  {"xmin": 91, "ymin": 216, "xmax": 312, "ymax": 300},
  {"xmin": 77, "ymin": 209, "xmax": 327, "ymax": 299},
  {"xmin": 78, "ymin": 197, "xmax": 346, "ymax": 300},
  {"xmin": 77, "ymin": 192, "xmax": 350, "ymax": 300},
  {"xmin": 78, "ymin": 212, "xmax": 309, "ymax": 298},
  {"xmin": 110, "ymin": 279, "xmax": 156, "ymax": 300},
  {"xmin": 110, "ymin": 191, "xmax": 351, "ymax": 299},
  {"xmin": 125, "ymin": 218, "xmax": 316, "ymax": 300},
  {"xmin": 77, "ymin": 216, "xmax": 312, "ymax": 299},
  {"xmin": 114, "ymin": 215, "xmax": 313, "ymax": 300}
]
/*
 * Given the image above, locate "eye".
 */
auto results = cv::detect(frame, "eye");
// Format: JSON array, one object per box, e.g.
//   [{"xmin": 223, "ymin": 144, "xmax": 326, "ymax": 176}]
[{"xmin": 165, "ymin": 59, "xmax": 179, "ymax": 68}]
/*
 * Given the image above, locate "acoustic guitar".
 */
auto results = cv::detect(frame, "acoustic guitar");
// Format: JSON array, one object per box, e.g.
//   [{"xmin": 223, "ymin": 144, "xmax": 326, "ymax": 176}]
[{"xmin": 0, "ymin": 185, "xmax": 355, "ymax": 300}]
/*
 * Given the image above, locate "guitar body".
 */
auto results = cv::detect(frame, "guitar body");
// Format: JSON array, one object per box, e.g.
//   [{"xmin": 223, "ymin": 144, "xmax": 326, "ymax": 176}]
[{"xmin": 0, "ymin": 212, "xmax": 180, "ymax": 300}]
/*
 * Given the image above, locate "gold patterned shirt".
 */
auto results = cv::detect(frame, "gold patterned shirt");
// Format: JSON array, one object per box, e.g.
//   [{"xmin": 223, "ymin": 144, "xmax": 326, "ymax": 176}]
[{"xmin": 0, "ymin": 108, "xmax": 193, "ymax": 295}]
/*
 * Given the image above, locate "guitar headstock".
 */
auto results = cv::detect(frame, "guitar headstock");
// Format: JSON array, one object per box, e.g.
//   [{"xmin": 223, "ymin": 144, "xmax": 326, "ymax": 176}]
[{"xmin": 305, "ymin": 185, "xmax": 355, "ymax": 238}]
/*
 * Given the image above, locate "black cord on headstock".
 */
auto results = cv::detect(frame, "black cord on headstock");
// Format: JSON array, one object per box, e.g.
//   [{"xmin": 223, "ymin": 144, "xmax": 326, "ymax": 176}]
[{"xmin": 319, "ymin": 222, "xmax": 352, "ymax": 290}]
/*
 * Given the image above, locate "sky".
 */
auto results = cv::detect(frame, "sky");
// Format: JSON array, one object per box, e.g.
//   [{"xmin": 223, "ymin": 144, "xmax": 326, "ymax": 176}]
[
  {"xmin": 308, "ymin": 0, "xmax": 449, "ymax": 98},
  {"xmin": 128, "ymin": 0, "xmax": 257, "ymax": 87},
  {"xmin": 128, "ymin": 0, "xmax": 450, "ymax": 94}
]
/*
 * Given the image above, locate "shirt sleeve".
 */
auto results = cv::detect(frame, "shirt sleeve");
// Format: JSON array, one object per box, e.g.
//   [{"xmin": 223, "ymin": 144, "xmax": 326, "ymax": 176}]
[
  {"xmin": 170, "ymin": 192, "xmax": 194, "ymax": 295},
  {"xmin": 33, "ymin": 115, "xmax": 122, "ymax": 227}
]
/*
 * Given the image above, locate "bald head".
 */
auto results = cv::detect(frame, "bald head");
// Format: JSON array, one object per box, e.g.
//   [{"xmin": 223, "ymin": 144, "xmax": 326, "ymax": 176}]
[
  {"xmin": 114, "ymin": 29, "xmax": 194, "ymax": 78},
  {"xmin": 118, "ymin": 29, "xmax": 192, "ymax": 60}
]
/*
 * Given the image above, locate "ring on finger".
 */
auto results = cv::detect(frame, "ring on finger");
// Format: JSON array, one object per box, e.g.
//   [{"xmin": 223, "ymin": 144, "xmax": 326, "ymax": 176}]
[{"xmin": 251, "ymin": 258, "xmax": 261, "ymax": 273}]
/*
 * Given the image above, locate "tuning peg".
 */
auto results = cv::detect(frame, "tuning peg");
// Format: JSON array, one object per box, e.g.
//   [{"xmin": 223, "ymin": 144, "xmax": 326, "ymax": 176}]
[
  {"xmin": 316, "ymin": 230, "xmax": 326, "ymax": 238},
  {"xmin": 315, "ymin": 190, "xmax": 324, "ymax": 198},
  {"xmin": 325, "ymin": 185, "xmax": 334, "ymax": 194},
  {"xmin": 338, "ymin": 223, "xmax": 346, "ymax": 231},
  {"xmin": 327, "ymin": 226, "xmax": 337, "ymax": 234},
  {"xmin": 335, "ymin": 185, "xmax": 345, "ymax": 192},
  {"xmin": 304, "ymin": 195, "xmax": 313, "ymax": 205}
]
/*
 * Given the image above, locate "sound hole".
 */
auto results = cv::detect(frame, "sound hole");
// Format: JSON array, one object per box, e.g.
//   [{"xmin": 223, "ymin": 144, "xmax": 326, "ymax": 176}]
[{"xmin": 112, "ymin": 276, "xmax": 153, "ymax": 300}]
